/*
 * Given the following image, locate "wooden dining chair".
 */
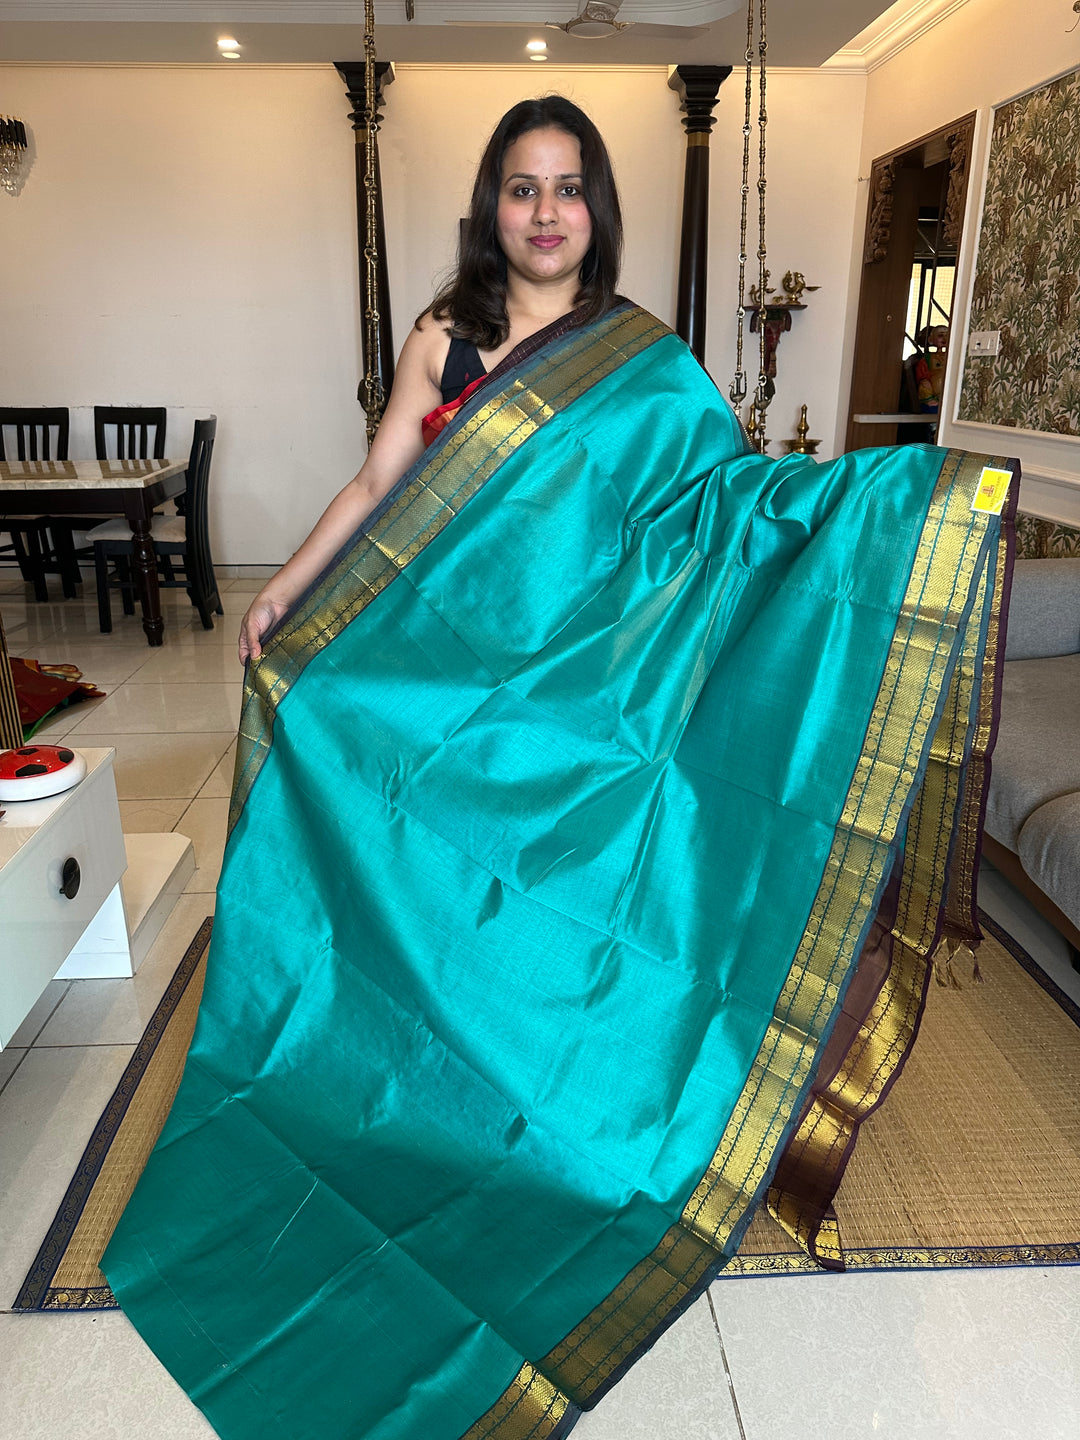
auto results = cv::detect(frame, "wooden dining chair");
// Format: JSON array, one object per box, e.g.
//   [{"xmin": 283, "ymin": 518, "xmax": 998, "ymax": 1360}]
[
  {"xmin": 0, "ymin": 407, "xmax": 73, "ymax": 600},
  {"xmin": 44, "ymin": 405, "xmax": 173, "ymax": 593},
  {"xmin": 94, "ymin": 406, "xmax": 167, "ymax": 461},
  {"xmin": 89, "ymin": 417, "xmax": 223, "ymax": 633}
]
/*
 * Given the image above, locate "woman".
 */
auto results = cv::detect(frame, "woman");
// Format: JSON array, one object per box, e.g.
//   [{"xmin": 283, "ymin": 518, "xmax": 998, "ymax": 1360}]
[
  {"xmin": 237, "ymin": 97, "xmax": 619, "ymax": 665},
  {"xmin": 105, "ymin": 98, "xmax": 1015, "ymax": 1440}
]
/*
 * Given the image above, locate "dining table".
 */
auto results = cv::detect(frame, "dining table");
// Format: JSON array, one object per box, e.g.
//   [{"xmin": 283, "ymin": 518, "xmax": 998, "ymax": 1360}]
[{"xmin": 0, "ymin": 457, "xmax": 188, "ymax": 646}]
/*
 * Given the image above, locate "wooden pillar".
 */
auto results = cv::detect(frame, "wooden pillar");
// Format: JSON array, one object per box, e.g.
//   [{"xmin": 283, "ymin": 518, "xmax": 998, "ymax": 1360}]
[
  {"xmin": 334, "ymin": 60, "xmax": 396, "ymax": 409},
  {"xmin": 668, "ymin": 65, "xmax": 732, "ymax": 364}
]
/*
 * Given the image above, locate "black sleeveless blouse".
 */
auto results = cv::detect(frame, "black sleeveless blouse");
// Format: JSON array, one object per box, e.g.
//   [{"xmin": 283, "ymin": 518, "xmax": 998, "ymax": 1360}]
[{"xmin": 440, "ymin": 336, "xmax": 487, "ymax": 404}]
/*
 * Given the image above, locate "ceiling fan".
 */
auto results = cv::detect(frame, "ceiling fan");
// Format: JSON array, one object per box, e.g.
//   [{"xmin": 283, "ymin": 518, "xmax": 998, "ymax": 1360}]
[{"xmin": 443, "ymin": 1, "xmax": 707, "ymax": 42}]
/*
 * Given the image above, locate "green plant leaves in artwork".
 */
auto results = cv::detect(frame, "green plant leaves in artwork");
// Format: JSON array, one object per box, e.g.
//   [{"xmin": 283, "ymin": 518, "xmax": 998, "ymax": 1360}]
[{"xmin": 959, "ymin": 68, "xmax": 1080, "ymax": 436}]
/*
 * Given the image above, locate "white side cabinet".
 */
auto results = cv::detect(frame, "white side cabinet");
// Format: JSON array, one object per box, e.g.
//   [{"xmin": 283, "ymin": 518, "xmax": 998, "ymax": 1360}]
[{"xmin": 1, "ymin": 748, "xmax": 130, "ymax": 1049}]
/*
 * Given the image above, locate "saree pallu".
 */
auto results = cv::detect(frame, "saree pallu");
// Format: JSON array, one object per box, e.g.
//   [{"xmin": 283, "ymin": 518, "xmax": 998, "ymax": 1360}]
[{"xmin": 103, "ymin": 303, "xmax": 1016, "ymax": 1440}]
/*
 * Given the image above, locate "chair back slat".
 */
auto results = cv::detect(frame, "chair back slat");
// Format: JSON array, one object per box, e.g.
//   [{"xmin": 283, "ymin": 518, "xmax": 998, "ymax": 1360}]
[
  {"xmin": 0, "ymin": 407, "xmax": 70, "ymax": 463},
  {"xmin": 94, "ymin": 406, "xmax": 167, "ymax": 461}
]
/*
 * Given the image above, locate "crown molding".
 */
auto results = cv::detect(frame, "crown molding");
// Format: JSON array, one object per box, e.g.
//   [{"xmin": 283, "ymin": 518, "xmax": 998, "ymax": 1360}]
[
  {"xmin": 824, "ymin": 0, "xmax": 971, "ymax": 74},
  {"xmin": 0, "ymin": 59, "xmax": 341, "ymax": 68},
  {"xmin": 0, "ymin": 0, "xmax": 741, "ymax": 21}
]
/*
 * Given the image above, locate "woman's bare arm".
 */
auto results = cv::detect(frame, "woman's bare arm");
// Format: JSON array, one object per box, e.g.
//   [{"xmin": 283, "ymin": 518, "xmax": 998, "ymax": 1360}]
[{"xmin": 239, "ymin": 319, "xmax": 446, "ymax": 662}]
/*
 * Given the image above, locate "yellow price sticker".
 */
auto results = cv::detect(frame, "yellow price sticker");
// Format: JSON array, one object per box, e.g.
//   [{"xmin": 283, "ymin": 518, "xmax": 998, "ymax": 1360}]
[{"xmin": 972, "ymin": 466, "xmax": 1011, "ymax": 515}]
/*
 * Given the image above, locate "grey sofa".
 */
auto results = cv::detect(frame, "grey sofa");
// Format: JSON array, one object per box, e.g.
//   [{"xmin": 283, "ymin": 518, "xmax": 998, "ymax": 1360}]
[{"xmin": 983, "ymin": 557, "xmax": 1080, "ymax": 963}]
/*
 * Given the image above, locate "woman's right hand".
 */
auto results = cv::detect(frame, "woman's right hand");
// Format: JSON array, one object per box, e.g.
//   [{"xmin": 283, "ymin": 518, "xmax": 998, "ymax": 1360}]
[{"xmin": 238, "ymin": 594, "xmax": 291, "ymax": 665}]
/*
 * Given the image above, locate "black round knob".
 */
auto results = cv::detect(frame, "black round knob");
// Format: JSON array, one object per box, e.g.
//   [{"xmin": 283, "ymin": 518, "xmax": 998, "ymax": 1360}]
[{"xmin": 60, "ymin": 857, "xmax": 81, "ymax": 900}]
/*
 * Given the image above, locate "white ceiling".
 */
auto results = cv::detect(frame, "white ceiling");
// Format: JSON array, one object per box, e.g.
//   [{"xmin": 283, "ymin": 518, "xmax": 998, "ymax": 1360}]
[{"xmin": 0, "ymin": 1, "xmax": 907, "ymax": 68}]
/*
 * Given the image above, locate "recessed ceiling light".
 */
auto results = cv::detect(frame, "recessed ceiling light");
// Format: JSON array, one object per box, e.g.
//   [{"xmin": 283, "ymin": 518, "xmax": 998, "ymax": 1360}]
[
  {"xmin": 221, "ymin": 51, "xmax": 242, "ymax": 60},
  {"xmin": 526, "ymin": 39, "xmax": 547, "ymax": 51},
  {"xmin": 530, "ymin": 54, "xmax": 548, "ymax": 61},
  {"xmin": 217, "ymin": 36, "xmax": 239, "ymax": 49}
]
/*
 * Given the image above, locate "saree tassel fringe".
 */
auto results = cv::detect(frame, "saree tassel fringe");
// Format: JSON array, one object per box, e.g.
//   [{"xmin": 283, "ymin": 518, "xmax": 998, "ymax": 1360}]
[
  {"xmin": 102, "ymin": 304, "xmax": 1016, "ymax": 1440},
  {"xmin": 932, "ymin": 935, "xmax": 982, "ymax": 988}
]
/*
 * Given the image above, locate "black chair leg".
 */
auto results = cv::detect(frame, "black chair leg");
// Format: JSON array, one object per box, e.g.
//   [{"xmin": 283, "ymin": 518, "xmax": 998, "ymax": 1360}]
[
  {"xmin": 52, "ymin": 525, "xmax": 82, "ymax": 599},
  {"xmin": 13, "ymin": 527, "xmax": 49, "ymax": 603},
  {"xmin": 186, "ymin": 578, "xmax": 215, "ymax": 630},
  {"xmin": 115, "ymin": 555, "xmax": 136, "ymax": 615},
  {"xmin": 208, "ymin": 562, "xmax": 224, "ymax": 616},
  {"xmin": 94, "ymin": 543, "xmax": 113, "ymax": 633}
]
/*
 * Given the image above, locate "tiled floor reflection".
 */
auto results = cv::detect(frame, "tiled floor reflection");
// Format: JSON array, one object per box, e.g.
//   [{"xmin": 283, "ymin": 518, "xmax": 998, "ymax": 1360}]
[{"xmin": 1, "ymin": 570, "xmax": 1078, "ymax": 1439}]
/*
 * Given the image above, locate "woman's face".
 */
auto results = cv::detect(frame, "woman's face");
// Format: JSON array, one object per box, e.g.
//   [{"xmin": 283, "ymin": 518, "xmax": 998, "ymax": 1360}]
[{"xmin": 496, "ymin": 127, "xmax": 593, "ymax": 292}]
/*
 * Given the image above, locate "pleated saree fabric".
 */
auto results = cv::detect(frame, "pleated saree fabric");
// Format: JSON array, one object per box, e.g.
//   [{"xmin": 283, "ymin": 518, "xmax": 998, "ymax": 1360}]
[{"xmin": 103, "ymin": 304, "xmax": 1016, "ymax": 1440}]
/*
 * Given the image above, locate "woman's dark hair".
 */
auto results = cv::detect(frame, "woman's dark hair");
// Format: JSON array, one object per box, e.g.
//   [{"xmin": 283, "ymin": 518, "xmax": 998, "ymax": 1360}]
[{"xmin": 427, "ymin": 96, "xmax": 623, "ymax": 348}]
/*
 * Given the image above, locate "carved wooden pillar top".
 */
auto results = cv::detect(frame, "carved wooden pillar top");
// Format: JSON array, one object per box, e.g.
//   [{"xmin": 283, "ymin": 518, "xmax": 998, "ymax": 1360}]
[
  {"xmin": 943, "ymin": 115, "xmax": 975, "ymax": 250},
  {"xmin": 334, "ymin": 59, "xmax": 394, "ymax": 130},
  {"xmin": 668, "ymin": 65, "xmax": 732, "ymax": 363}
]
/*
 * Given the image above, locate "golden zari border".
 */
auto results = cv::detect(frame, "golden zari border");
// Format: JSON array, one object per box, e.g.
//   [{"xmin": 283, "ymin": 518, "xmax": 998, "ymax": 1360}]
[
  {"xmin": 227, "ymin": 307, "xmax": 669, "ymax": 832},
  {"xmin": 765, "ymin": 454, "xmax": 1015, "ymax": 1261},
  {"xmin": 723, "ymin": 1238, "xmax": 1080, "ymax": 1276},
  {"xmin": 943, "ymin": 505, "xmax": 1011, "ymax": 942},
  {"xmin": 462, "ymin": 449, "xmax": 1013, "ymax": 1437}
]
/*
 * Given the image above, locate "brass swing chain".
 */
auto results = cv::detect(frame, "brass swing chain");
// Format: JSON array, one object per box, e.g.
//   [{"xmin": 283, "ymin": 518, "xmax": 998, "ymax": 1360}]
[
  {"xmin": 729, "ymin": 0, "xmax": 755, "ymax": 413},
  {"xmin": 730, "ymin": 0, "xmax": 770, "ymax": 451},
  {"xmin": 360, "ymin": 0, "xmax": 385, "ymax": 445},
  {"xmin": 754, "ymin": 0, "xmax": 770, "ymax": 431}
]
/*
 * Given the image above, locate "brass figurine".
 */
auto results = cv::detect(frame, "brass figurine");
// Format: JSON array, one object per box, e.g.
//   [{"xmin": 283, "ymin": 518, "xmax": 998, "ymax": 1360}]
[
  {"xmin": 778, "ymin": 270, "xmax": 820, "ymax": 307},
  {"xmin": 746, "ymin": 269, "xmax": 820, "ymax": 407},
  {"xmin": 782, "ymin": 404, "xmax": 821, "ymax": 455},
  {"xmin": 748, "ymin": 270, "xmax": 772, "ymax": 309}
]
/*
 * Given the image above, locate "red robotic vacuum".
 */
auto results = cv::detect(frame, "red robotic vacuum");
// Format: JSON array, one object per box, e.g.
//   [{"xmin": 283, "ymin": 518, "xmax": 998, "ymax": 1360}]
[{"xmin": 0, "ymin": 744, "xmax": 88, "ymax": 802}]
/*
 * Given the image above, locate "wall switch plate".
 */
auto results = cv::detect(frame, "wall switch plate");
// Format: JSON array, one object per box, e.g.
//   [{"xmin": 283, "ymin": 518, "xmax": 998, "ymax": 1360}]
[{"xmin": 968, "ymin": 330, "xmax": 1001, "ymax": 356}]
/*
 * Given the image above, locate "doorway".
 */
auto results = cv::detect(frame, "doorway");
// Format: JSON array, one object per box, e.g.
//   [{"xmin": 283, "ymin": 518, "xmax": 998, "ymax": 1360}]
[{"xmin": 845, "ymin": 115, "xmax": 976, "ymax": 452}]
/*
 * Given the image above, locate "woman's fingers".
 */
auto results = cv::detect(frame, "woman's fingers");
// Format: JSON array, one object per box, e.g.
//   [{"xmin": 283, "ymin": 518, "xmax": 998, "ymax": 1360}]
[{"xmin": 238, "ymin": 599, "xmax": 288, "ymax": 665}]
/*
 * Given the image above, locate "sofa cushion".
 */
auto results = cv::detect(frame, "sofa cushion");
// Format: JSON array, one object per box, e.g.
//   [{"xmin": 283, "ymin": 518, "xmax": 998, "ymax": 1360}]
[
  {"xmin": 1018, "ymin": 793, "xmax": 1080, "ymax": 931},
  {"xmin": 1005, "ymin": 557, "xmax": 1080, "ymax": 660},
  {"xmin": 984, "ymin": 654, "xmax": 1080, "ymax": 850}
]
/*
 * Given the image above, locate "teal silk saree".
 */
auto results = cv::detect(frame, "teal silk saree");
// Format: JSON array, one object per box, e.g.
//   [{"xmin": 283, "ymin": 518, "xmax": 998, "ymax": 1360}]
[{"xmin": 104, "ymin": 304, "xmax": 1015, "ymax": 1440}]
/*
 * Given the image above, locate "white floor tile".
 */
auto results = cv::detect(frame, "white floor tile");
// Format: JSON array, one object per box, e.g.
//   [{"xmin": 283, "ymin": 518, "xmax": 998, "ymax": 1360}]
[
  {"xmin": 68, "ymin": 731, "xmax": 234, "ymax": 799},
  {"xmin": 67, "ymin": 681, "xmax": 242, "ymax": 735},
  {"xmin": 4, "ymin": 600, "xmax": 114, "ymax": 646},
  {"xmin": 197, "ymin": 740, "xmax": 237, "ymax": 800},
  {"xmin": 6, "ymin": 981, "xmax": 71, "ymax": 1049},
  {"xmin": 710, "ymin": 1264, "xmax": 1080, "ymax": 1440},
  {"xmin": 0, "ymin": 1049, "xmax": 27, "ymax": 1094},
  {"xmin": 574, "ymin": 1293, "xmax": 742, "ymax": 1439},
  {"xmin": 175, "ymin": 797, "xmax": 229, "ymax": 893},
  {"xmin": 0, "ymin": 1045, "xmax": 135, "ymax": 1302},
  {"xmin": 117, "ymin": 798, "xmax": 190, "ymax": 833},
  {"xmin": 0, "ymin": 1311, "xmax": 217, "ymax": 1439},
  {"xmin": 33, "ymin": 895, "xmax": 213, "ymax": 1048},
  {"xmin": 134, "ymin": 646, "xmax": 246, "ymax": 684}
]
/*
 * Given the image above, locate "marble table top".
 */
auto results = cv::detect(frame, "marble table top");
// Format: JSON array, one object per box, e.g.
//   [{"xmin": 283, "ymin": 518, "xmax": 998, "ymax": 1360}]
[{"xmin": 0, "ymin": 458, "xmax": 187, "ymax": 490}]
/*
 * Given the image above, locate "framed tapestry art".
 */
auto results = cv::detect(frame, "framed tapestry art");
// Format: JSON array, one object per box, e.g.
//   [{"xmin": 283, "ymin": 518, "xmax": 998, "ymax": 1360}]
[{"xmin": 958, "ymin": 66, "xmax": 1080, "ymax": 437}]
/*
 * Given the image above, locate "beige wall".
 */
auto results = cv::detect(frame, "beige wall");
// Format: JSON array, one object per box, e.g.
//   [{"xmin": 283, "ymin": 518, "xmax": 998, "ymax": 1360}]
[
  {"xmin": 0, "ymin": 60, "xmax": 864, "ymax": 564},
  {"xmin": 0, "ymin": 64, "xmax": 366, "ymax": 567},
  {"xmin": 706, "ymin": 67, "xmax": 867, "ymax": 456},
  {"xmin": 854, "ymin": 0, "xmax": 1080, "ymax": 524}
]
